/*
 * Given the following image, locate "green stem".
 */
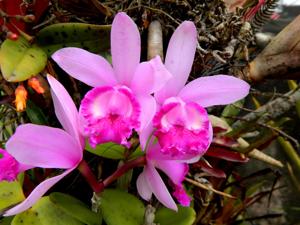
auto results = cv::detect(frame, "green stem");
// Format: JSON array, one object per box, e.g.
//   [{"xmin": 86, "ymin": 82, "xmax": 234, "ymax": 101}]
[
  {"xmin": 78, "ymin": 156, "xmax": 147, "ymax": 194},
  {"xmin": 77, "ymin": 160, "xmax": 103, "ymax": 193},
  {"xmin": 100, "ymin": 156, "xmax": 146, "ymax": 192}
]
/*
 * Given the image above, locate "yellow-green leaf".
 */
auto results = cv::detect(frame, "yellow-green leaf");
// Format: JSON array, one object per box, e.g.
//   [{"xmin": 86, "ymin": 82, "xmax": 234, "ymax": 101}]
[
  {"xmin": 0, "ymin": 181, "xmax": 25, "ymax": 213},
  {"xmin": 12, "ymin": 196, "xmax": 84, "ymax": 225},
  {"xmin": 0, "ymin": 37, "xmax": 47, "ymax": 82}
]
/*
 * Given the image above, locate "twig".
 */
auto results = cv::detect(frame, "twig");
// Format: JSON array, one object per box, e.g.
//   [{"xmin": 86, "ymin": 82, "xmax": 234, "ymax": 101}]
[{"xmin": 185, "ymin": 177, "xmax": 236, "ymax": 199}]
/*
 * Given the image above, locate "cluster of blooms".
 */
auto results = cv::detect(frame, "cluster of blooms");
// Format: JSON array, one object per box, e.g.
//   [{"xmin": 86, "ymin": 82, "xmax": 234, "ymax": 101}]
[{"xmin": 0, "ymin": 12, "xmax": 249, "ymax": 216}]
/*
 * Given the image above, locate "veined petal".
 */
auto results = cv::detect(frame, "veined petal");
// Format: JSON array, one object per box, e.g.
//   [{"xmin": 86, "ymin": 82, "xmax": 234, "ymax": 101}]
[
  {"xmin": 6, "ymin": 124, "xmax": 82, "ymax": 169},
  {"xmin": 131, "ymin": 56, "xmax": 172, "ymax": 96},
  {"xmin": 136, "ymin": 170, "xmax": 152, "ymax": 200},
  {"xmin": 156, "ymin": 21, "xmax": 197, "ymax": 101},
  {"xmin": 155, "ymin": 160, "xmax": 188, "ymax": 184},
  {"xmin": 47, "ymin": 75, "xmax": 84, "ymax": 148},
  {"xmin": 136, "ymin": 95, "xmax": 156, "ymax": 131},
  {"xmin": 178, "ymin": 75, "xmax": 250, "ymax": 107},
  {"xmin": 3, "ymin": 168, "xmax": 74, "ymax": 216},
  {"xmin": 145, "ymin": 163, "xmax": 177, "ymax": 211},
  {"xmin": 52, "ymin": 47, "xmax": 116, "ymax": 87},
  {"xmin": 111, "ymin": 12, "xmax": 140, "ymax": 85}
]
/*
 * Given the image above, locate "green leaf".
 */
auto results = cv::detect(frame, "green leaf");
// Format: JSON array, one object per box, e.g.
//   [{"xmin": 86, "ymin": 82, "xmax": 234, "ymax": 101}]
[
  {"xmin": 0, "ymin": 37, "xmax": 47, "ymax": 82},
  {"xmin": 26, "ymin": 100, "xmax": 48, "ymax": 125},
  {"xmin": 100, "ymin": 189, "xmax": 145, "ymax": 225},
  {"xmin": 36, "ymin": 23, "xmax": 111, "ymax": 56},
  {"xmin": 0, "ymin": 181, "xmax": 25, "ymax": 213},
  {"xmin": 116, "ymin": 161, "xmax": 133, "ymax": 190},
  {"xmin": 0, "ymin": 217, "xmax": 13, "ymax": 225},
  {"xmin": 155, "ymin": 206, "xmax": 196, "ymax": 225},
  {"xmin": 86, "ymin": 142, "xmax": 127, "ymax": 160},
  {"xmin": 12, "ymin": 196, "xmax": 84, "ymax": 225},
  {"xmin": 49, "ymin": 192, "xmax": 102, "ymax": 225},
  {"xmin": 221, "ymin": 99, "xmax": 245, "ymax": 125}
]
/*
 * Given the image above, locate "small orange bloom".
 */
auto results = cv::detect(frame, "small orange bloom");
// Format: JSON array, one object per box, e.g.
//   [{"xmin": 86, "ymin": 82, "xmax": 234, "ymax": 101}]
[
  {"xmin": 14, "ymin": 85, "xmax": 27, "ymax": 112},
  {"xmin": 28, "ymin": 77, "xmax": 45, "ymax": 94}
]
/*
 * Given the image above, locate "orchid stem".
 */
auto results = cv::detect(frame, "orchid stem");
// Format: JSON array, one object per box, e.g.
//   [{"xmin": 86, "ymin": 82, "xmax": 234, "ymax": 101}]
[
  {"xmin": 99, "ymin": 156, "xmax": 147, "ymax": 192},
  {"xmin": 77, "ymin": 160, "xmax": 103, "ymax": 193},
  {"xmin": 78, "ymin": 156, "xmax": 147, "ymax": 194}
]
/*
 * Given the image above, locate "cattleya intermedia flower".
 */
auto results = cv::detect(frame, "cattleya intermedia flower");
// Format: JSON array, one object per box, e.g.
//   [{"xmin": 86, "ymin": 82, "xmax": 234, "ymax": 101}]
[
  {"xmin": 139, "ymin": 21, "xmax": 250, "ymax": 162},
  {"xmin": 52, "ymin": 12, "xmax": 171, "ymax": 148},
  {"xmin": 136, "ymin": 21, "xmax": 249, "ymax": 210},
  {"xmin": 1, "ymin": 75, "xmax": 84, "ymax": 216}
]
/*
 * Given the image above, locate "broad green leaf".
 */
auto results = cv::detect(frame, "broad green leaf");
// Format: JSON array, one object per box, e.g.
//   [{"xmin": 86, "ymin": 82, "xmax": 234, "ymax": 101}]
[
  {"xmin": 12, "ymin": 196, "xmax": 84, "ymax": 225},
  {"xmin": 36, "ymin": 23, "xmax": 111, "ymax": 56},
  {"xmin": 0, "ymin": 181, "xmax": 25, "ymax": 212},
  {"xmin": 0, "ymin": 37, "xmax": 47, "ymax": 82},
  {"xmin": 26, "ymin": 100, "xmax": 48, "ymax": 125},
  {"xmin": 0, "ymin": 217, "xmax": 13, "ymax": 225},
  {"xmin": 155, "ymin": 205, "xmax": 196, "ymax": 225},
  {"xmin": 86, "ymin": 142, "xmax": 126, "ymax": 160},
  {"xmin": 129, "ymin": 147, "xmax": 144, "ymax": 160},
  {"xmin": 100, "ymin": 189, "xmax": 145, "ymax": 225},
  {"xmin": 49, "ymin": 192, "xmax": 102, "ymax": 225},
  {"xmin": 221, "ymin": 99, "xmax": 245, "ymax": 125}
]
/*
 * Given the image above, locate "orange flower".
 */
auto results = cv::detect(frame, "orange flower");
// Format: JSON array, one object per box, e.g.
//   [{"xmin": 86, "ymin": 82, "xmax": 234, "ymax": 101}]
[
  {"xmin": 28, "ymin": 77, "xmax": 45, "ymax": 94},
  {"xmin": 14, "ymin": 85, "xmax": 27, "ymax": 112}
]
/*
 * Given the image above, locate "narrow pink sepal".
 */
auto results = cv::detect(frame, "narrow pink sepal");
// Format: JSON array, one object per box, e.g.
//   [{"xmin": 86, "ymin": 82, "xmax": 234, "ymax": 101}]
[
  {"xmin": 6, "ymin": 124, "xmax": 82, "ymax": 169},
  {"xmin": 47, "ymin": 75, "xmax": 84, "ymax": 148},
  {"xmin": 156, "ymin": 21, "xmax": 197, "ymax": 102},
  {"xmin": 136, "ymin": 170, "xmax": 152, "ymax": 201},
  {"xmin": 3, "ymin": 168, "xmax": 74, "ymax": 216},
  {"xmin": 155, "ymin": 160, "xmax": 188, "ymax": 184},
  {"xmin": 145, "ymin": 163, "xmax": 178, "ymax": 211},
  {"xmin": 52, "ymin": 47, "xmax": 116, "ymax": 87},
  {"xmin": 178, "ymin": 75, "xmax": 250, "ymax": 107},
  {"xmin": 111, "ymin": 12, "xmax": 140, "ymax": 86}
]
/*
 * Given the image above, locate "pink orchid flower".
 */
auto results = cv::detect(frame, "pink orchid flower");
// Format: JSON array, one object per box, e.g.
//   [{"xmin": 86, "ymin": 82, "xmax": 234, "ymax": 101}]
[
  {"xmin": 3, "ymin": 75, "xmax": 84, "ymax": 216},
  {"xmin": 0, "ymin": 148, "xmax": 31, "ymax": 182},
  {"xmin": 140, "ymin": 21, "xmax": 250, "ymax": 162},
  {"xmin": 52, "ymin": 12, "xmax": 171, "ymax": 148},
  {"xmin": 137, "ymin": 142, "xmax": 189, "ymax": 211}
]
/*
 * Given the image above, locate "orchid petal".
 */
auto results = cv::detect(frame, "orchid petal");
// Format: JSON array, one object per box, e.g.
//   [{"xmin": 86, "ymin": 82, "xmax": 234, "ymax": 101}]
[
  {"xmin": 111, "ymin": 12, "xmax": 140, "ymax": 85},
  {"xmin": 136, "ymin": 170, "xmax": 152, "ymax": 200},
  {"xmin": 136, "ymin": 95, "xmax": 156, "ymax": 131},
  {"xmin": 139, "ymin": 123, "xmax": 154, "ymax": 150},
  {"xmin": 52, "ymin": 47, "xmax": 116, "ymax": 87},
  {"xmin": 47, "ymin": 75, "xmax": 84, "ymax": 148},
  {"xmin": 155, "ymin": 160, "xmax": 188, "ymax": 184},
  {"xmin": 6, "ymin": 124, "xmax": 82, "ymax": 169},
  {"xmin": 131, "ymin": 56, "xmax": 172, "ymax": 95},
  {"xmin": 4, "ymin": 168, "xmax": 74, "ymax": 216},
  {"xmin": 178, "ymin": 75, "xmax": 250, "ymax": 107},
  {"xmin": 145, "ymin": 163, "xmax": 177, "ymax": 210},
  {"xmin": 156, "ymin": 21, "xmax": 197, "ymax": 102}
]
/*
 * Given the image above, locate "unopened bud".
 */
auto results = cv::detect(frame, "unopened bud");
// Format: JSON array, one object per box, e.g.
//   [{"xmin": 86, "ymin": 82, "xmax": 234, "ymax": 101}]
[
  {"xmin": 14, "ymin": 85, "xmax": 28, "ymax": 112},
  {"xmin": 28, "ymin": 77, "xmax": 45, "ymax": 94}
]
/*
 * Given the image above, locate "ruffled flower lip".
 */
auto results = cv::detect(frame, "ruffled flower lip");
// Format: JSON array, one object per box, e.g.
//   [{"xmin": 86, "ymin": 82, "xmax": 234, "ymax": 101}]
[
  {"xmin": 153, "ymin": 98, "xmax": 211, "ymax": 160},
  {"xmin": 80, "ymin": 85, "xmax": 141, "ymax": 147},
  {"xmin": 0, "ymin": 149, "xmax": 19, "ymax": 182}
]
